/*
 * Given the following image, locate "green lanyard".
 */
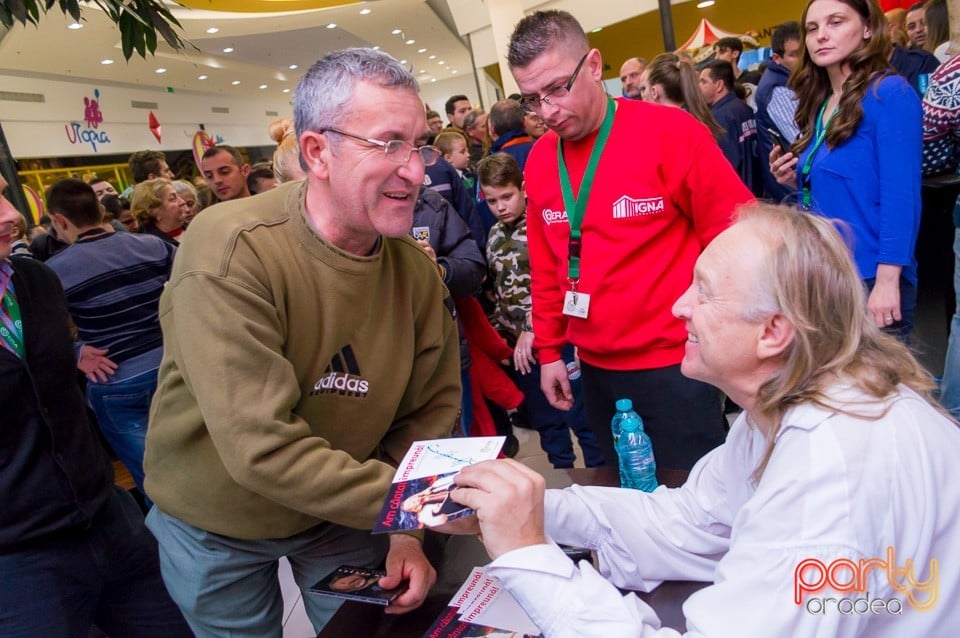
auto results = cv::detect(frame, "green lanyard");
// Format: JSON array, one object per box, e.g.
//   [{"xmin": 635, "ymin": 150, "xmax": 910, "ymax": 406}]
[
  {"xmin": 557, "ymin": 97, "xmax": 616, "ymax": 283},
  {"xmin": 0, "ymin": 287, "xmax": 25, "ymax": 359},
  {"xmin": 800, "ymin": 98, "xmax": 838, "ymax": 209}
]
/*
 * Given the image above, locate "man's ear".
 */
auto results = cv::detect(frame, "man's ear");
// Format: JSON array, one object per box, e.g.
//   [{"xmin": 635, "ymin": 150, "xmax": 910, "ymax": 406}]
[
  {"xmin": 587, "ymin": 48, "xmax": 603, "ymax": 82},
  {"xmin": 757, "ymin": 312, "xmax": 795, "ymax": 361},
  {"xmin": 300, "ymin": 131, "xmax": 331, "ymax": 179},
  {"xmin": 241, "ymin": 163, "xmax": 251, "ymax": 178},
  {"xmin": 50, "ymin": 211, "xmax": 70, "ymax": 232}
]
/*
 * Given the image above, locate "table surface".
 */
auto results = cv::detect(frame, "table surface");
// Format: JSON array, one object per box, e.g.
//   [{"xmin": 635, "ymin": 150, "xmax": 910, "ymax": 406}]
[{"xmin": 317, "ymin": 466, "xmax": 706, "ymax": 637}]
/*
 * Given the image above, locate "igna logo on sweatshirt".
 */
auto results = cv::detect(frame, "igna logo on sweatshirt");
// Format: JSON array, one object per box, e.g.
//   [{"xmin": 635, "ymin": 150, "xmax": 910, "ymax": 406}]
[
  {"xmin": 612, "ymin": 195, "xmax": 664, "ymax": 219},
  {"xmin": 311, "ymin": 345, "xmax": 369, "ymax": 398}
]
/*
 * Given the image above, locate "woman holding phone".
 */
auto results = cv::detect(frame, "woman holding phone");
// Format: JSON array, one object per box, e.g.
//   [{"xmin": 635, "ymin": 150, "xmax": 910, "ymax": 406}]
[{"xmin": 770, "ymin": 0, "xmax": 921, "ymax": 340}]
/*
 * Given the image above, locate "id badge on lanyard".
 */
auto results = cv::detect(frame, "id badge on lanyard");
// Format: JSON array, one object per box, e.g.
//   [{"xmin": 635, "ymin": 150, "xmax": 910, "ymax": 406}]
[{"xmin": 557, "ymin": 98, "xmax": 616, "ymax": 319}]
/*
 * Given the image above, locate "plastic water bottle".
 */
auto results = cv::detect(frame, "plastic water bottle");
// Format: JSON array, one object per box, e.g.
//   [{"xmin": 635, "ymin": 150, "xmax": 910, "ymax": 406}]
[
  {"xmin": 611, "ymin": 398, "xmax": 639, "ymax": 444},
  {"xmin": 616, "ymin": 411, "xmax": 658, "ymax": 492}
]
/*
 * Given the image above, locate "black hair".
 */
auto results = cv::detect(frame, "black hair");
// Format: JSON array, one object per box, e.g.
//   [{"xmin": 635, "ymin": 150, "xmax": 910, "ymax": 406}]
[
  {"xmin": 704, "ymin": 59, "xmax": 737, "ymax": 92},
  {"xmin": 47, "ymin": 178, "xmax": 102, "ymax": 227},
  {"xmin": 771, "ymin": 21, "xmax": 801, "ymax": 57},
  {"xmin": 444, "ymin": 94, "xmax": 469, "ymax": 116}
]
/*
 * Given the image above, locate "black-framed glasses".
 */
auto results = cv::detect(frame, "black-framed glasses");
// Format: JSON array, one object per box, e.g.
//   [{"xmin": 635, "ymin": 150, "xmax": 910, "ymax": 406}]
[
  {"xmin": 321, "ymin": 128, "xmax": 441, "ymax": 166},
  {"xmin": 519, "ymin": 52, "xmax": 589, "ymax": 113}
]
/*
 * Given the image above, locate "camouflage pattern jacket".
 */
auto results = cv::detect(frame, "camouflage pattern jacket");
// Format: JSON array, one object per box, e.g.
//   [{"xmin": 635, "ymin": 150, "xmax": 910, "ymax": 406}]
[{"xmin": 486, "ymin": 215, "xmax": 531, "ymax": 346}]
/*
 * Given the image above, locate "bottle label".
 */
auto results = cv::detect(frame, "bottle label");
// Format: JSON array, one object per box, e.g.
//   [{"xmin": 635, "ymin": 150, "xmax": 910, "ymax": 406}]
[{"xmin": 566, "ymin": 360, "xmax": 581, "ymax": 381}]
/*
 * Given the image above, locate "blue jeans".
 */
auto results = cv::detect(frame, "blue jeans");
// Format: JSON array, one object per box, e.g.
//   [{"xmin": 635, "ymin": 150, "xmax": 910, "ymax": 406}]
[
  {"xmin": 0, "ymin": 487, "xmax": 191, "ymax": 637},
  {"xmin": 86, "ymin": 370, "xmax": 157, "ymax": 500},
  {"xmin": 146, "ymin": 507, "xmax": 388, "ymax": 637},
  {"xmin": 941, "ymin": 230, "xmax": 960, "ymax": 417}
]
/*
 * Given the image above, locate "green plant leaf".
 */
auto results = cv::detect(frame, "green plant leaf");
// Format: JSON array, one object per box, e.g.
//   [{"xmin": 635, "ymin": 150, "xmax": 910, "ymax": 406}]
[
  {"xmin": 144, "ymin": 20, "xmax": 156, "ymax": 53},
  {"xmin": 119, "ymin": 10, "xmax": 134, "ymax": 59},
  {"xmin": 2, "ymin": 0, "xmax": 187, "ymax": 59},
  {"xmin": 57, "ymin": 0, "xmax": 81, "ymax": 23},
  {"xmin": 7, "ymin": 0, "xmax": 28, "ymax": 24}
]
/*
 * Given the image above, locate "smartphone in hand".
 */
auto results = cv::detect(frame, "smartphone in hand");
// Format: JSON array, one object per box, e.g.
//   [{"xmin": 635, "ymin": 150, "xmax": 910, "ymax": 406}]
[{"xmin": 767, "ymin": 128, "xmax": 790, "ymax": 154}]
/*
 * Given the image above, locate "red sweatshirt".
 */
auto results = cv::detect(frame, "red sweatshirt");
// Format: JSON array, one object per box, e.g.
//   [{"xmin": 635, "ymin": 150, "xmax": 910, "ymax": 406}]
[{"xmin": 524, "ymin": 98, "xmax": 754, "ymax": 370}]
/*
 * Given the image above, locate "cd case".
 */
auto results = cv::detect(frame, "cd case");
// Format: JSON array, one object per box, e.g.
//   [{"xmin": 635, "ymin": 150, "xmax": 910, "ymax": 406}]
[{"xmin": 307, "ymin": 566, "xmax": 407, "ymax": 606}]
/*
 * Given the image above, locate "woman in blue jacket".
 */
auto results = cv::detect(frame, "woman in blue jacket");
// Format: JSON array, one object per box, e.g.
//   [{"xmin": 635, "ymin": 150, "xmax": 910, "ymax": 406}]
[{"xmin": 771, "ymin": 0, "xmax": 922, "ymax": 340}]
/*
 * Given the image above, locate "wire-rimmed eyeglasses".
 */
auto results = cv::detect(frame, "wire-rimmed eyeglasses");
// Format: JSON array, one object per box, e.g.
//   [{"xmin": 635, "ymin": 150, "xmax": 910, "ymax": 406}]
[
  {"xmin": 321, "ymin": 128, "xmax": 441, "ymax": 166},
  {"xmin": 519, "ymin": 52, "xmax": 589, "ymax": 113}
]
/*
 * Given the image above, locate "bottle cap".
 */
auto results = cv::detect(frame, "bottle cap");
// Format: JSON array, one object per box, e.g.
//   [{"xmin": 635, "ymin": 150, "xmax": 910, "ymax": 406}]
[
  {"xmin": 620, "ymin": 416, "xmax": 640, "ymax": 432},
  {"xmin": 615, "ymin": 398, "xmax": 633, "ymax": 412}
]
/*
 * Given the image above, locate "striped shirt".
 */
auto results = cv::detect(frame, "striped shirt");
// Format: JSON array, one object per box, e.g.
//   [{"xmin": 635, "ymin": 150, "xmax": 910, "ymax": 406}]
[{"xmin": 47, "ymin": 230, "xmax": 175, "ymax": 382}]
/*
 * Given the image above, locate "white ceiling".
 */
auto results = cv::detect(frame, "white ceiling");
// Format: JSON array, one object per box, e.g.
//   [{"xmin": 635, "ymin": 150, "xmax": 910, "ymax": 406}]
[{"xmin": 0, "ymin": 0, "xmax": 475, "ymax": 99}]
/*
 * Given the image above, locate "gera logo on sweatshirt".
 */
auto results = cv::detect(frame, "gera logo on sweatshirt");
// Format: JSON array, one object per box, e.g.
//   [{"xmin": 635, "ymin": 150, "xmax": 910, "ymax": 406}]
[{"xmin": 542, "ymin": 208, "xmax": 568, "ymax": 225}]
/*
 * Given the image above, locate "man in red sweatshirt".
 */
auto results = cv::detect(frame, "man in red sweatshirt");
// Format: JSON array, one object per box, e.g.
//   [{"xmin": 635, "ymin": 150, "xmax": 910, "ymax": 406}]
[{"xmin": 508, "ymin": 10, "xmax": 755, "ymax": 469}]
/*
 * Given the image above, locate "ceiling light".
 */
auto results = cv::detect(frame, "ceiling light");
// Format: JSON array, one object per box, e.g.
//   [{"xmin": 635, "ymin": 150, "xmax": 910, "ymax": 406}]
[
  {"xmin": 438, "ymin": 61, "xmax": 445, "ymax": 65},
  {"xmin": 591, "ymin": 27, "xmax": 603, "ymax": 33},
  {"xmin": 198, "ymin": 74, "xmax": 208, "ymax": 80},
  {"xmin": 232, "ymin": 80, "xmax": 241, "ymax": 85},
  {"xmin": 400, "ymin": 59, "xmax": 407, "ymax": 65},
  {"xmin": 452, "ymin": 70, "xmax": 458, "ymax": 74},
  {"xmin": 206, "ymin": 27, "xmax": 219, "ymax": 34},
  {"xmin": 372, "ymin": 46, "xmax": 380, "ymax": 50},
  {"xmin": 259, "ymin": 84, "xmax": 268, "ymax": 89},
  {"xmin": 418, "ymin": 48, "xmax": 427, "ymax": 53},
  {"xmin": 360, "ymin": 8, "xmax": 371, "ymax": 15},
  {"xmin": 391, "ymin": 29, "xmax": 402, "ymax": 35},
  {"xmin": 326, "ymin": 23, "xmax": 336, "ymax": 29},
  {"xmin": 282, "ymin": 88, "xmax": 291, "ymax": 93},
  {"xmin": 405, "ymin": 39, "xmax": 415, "ymax": 45},
  {"xmin": 101, "ymin": 59, "xmax": 114, "ymax": 65},
  {"xmin": 428, "ymin": 55, "xmax": 436, "ymax": 60},
  {"xmin": 289, "ymin": 64, "xmax": 298, "ymax": 70},
  {"xmin": 431, "ymin": 78, "xmax": 437, "ymax": 83},
  {"xmin": 696, "ymin": 0, "xmax": 715, "ymax": 7},
  {"xmin": 67, "ymin": 22, "xmax": 83, "ymax": 30},
  {"xmin": 156, "ymin": 68, "xmax": 167, "ymax": 74},
  {"xmin": 223, "ymin": 47, "xmax": 234, "ymax": 53}
]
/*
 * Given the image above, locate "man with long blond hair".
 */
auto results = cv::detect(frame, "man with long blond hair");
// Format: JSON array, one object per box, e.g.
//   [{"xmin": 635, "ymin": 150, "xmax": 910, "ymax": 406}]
[{"xmin": 440, "ymin": 205, "xmax": 960, "ymax": 636}]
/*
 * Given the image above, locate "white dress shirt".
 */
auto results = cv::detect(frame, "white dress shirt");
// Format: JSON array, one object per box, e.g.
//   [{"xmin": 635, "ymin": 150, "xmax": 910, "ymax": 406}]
[{"xmin": 486, "ymin": 385, "xmax": 960, "ymax": 637}]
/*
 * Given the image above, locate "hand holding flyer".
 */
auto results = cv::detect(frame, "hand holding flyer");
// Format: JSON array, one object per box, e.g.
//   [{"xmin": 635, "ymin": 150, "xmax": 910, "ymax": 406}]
[
  {"xmin": 308, "ymin": 566, "xmax": 408, "ymax": 606},
  {"xmin": 374, "ymin": 437, "xmax": 505, "ymax": 534}
]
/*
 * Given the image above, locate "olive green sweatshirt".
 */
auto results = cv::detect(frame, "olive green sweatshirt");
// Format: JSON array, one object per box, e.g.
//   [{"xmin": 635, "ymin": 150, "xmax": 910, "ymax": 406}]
[{"xmin": 144, "ymin": 181, "xmax": 461, "ymax": 539}]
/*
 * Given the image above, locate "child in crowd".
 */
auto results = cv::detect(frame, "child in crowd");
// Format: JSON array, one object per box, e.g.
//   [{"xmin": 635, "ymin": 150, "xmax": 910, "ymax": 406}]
[
  {"xmin": 434, "ymin": 130, "xmax": 475, "ymax": 192},
  {"xmin": 477, "ymin": 153, "xmax": 605, "ymax": 468}
]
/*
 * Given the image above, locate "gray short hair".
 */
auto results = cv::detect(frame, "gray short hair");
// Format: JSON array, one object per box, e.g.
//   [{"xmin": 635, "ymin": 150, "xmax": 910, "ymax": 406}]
[
  {"xmin": 172, "ymin": 179, "xmax": 197, "ymax": 200},
  {"xmin": 293, "ymin": 48, "xmax": 420, "ymax": 140},
  {"xmin": 507, "ymin": 10, "xmax": 588, "ymax": 69}
]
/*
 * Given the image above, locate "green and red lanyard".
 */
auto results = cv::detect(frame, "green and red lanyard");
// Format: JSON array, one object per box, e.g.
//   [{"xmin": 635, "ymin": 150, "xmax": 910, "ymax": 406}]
[
  {"xmin": 0, "ymin": 262, "xmax": 24, "ymax": 359},
  {"xmin": 800, "ymin": 98, "xmax": 839, "ymax": 210},
  {"xmin": 557, "ymin": 97, "xmax": 616, "ymax": 290}
]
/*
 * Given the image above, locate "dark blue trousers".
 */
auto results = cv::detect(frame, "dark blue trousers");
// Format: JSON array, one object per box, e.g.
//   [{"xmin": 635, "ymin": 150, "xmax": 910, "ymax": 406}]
[{"xmin": 0, "ymin": 487, "xmax": 192, "ymax": 638}]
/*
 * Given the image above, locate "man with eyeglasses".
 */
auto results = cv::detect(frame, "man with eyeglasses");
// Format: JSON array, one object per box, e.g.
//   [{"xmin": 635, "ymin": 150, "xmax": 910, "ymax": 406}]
[
  {"xmin": 142, "ymin": 48, "xmax": 461, "ymax": 636},
  {"xmin": 508, "ymin": 10, "xmax": 754, "ymax": 472}
]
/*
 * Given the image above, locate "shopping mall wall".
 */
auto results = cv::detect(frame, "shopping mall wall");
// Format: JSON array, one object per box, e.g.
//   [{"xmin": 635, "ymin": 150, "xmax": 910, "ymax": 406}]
[
  {"xmin": 1, "ymin": 71, "xmax": 485, "ymax": 162},
  {"xmin": 0, "ymin": 73, "xmax": 291, "ymax": 160}
]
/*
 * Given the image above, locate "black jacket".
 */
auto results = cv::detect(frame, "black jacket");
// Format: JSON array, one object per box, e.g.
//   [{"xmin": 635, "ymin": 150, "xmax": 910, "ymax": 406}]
[
  {"xmin": 890, "ymin": 44, "xmax": 941, "ymax": 96},
  {"xmin": 0, "ymin": 257, "xmax": 113, "ymax": 552},
  {"xmin": 412, "ymin": 187, "xmax": 486, "ymax": 298},
  {"xmin": 411, "ymin": 187, "xmax": 486, "ymax": 370}
]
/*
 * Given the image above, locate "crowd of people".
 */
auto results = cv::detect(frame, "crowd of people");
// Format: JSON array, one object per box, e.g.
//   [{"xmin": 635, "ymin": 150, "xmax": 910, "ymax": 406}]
[{"xmin": 3, "ymin": 0, "xmax": 960, "ymax": 636}]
